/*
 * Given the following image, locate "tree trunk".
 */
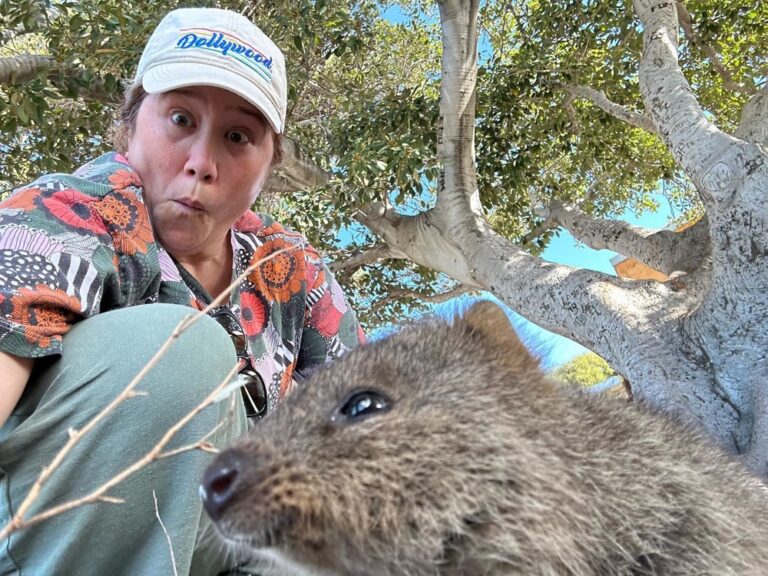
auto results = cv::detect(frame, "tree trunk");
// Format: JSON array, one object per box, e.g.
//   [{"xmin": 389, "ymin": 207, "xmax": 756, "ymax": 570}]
[{"xmin": 362, "ymin": 0, "xmax": 768, "ymax": 475}]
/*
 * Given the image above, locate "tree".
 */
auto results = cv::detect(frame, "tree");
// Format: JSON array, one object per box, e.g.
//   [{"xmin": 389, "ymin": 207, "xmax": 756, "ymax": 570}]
[
  {"xmin": 3, "ymin": 0, "xmax": 768, "ymax": 472},
  {"xmin": 552, "ymin": 352, "xmax": 615, "ymax": 388},
  {"xmin": 368, "ymin": 0, "xmax": 768, "ymax": 473}
]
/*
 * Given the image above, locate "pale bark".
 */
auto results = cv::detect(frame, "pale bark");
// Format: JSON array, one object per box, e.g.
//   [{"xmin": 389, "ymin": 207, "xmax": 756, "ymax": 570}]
[
  {"xmin": 263, "ymin": 137, "xmax": 331, "ymax": 196},
  {"xmin": 556, "ymin": 83, "xmax": 658, "ymax": 134},
  {"xmin": 352, "ymin": 0, "xmax": 768, "ymax": 471},
  {"xmin": 0, "ymin": 54, "xmax": 54, "ymax": 85},
  {"xmin": 329, "ymin": 243, "xmax": 405, "ymax": 273},
  {"xmin": 734, "ymin": 88, "xmax": 768, "ymax": 147},
  {"xmin": 634, "ymin": 0, "xmax": 768, "ymax": 469},
  {"xmin": 541, "ymin": 200, "xmax": 710, "ymax": 275},
  {"xmin": 357, "ymin": 203, "xmax": 480, "ymax": 287},
  {"xmin": 0, "ymin": 54, "xmax": 117, "ymax": 103},
  {"xmin": 395, "ymin": 0, "xmax": 664, "ymax": 367}
]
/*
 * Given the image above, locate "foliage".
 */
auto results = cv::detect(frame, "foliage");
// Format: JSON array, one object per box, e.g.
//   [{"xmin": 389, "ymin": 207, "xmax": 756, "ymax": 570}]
[
  {"xmin": 0, "ymin": 0, "xmax": 765, "ymax": 328},
  {"xmin": 551, "ymin": 352, "xmax": 615, "ymax": 388}
]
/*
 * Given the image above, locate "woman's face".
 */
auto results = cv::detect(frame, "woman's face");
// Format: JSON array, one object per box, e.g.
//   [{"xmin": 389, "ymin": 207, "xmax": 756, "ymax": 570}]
[{"xmin": 125, "ymin": 85, "xmax": 274, "ymax": 259}]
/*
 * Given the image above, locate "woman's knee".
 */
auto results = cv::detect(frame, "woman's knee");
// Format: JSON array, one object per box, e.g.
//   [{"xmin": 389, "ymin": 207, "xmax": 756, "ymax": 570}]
[
  {"xmin": 25, "ymin": 304, "xmax": 240, "ymax": 430},
  {"xmin": 68, "ymin": 303, "xmax": 236, "ymax": 372}
]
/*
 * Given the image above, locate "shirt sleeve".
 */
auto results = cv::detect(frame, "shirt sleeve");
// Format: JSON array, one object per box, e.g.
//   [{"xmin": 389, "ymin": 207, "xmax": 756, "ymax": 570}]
[
  {"xmin": 297, "ymin": 251, "xmax": 366, "ymax": 373},
  {"xmin": 0, "ymin": 179, "xmax": 122, "ymax": 358}
]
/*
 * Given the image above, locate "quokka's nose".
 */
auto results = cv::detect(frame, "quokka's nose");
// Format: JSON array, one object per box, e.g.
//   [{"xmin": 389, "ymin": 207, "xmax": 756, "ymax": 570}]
[{"xmin": 200, "ymin": 449, "xmax": 245, "ymax": 520}]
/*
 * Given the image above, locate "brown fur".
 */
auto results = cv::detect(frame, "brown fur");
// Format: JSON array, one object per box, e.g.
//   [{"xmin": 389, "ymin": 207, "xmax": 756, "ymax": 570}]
[{"xmin": 203, "ymin": 301, "xmax": 768, "ymax": 575}]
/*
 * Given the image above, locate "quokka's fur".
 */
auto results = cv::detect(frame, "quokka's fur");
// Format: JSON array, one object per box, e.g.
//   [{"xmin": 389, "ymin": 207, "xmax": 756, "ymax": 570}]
[{"xmin": 203, "ymin": 301, "xmax": 768, "ymax": 575}]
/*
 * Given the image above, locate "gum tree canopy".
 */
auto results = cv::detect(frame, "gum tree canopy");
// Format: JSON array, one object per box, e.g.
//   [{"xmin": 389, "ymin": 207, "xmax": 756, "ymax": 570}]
[{"xmin": 2, "ymin": 0, "xmax": 768, "ymax": 471}]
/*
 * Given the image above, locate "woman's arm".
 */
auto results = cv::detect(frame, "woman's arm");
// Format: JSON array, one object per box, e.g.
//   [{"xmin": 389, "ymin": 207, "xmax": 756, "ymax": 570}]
[{"xmin": 0, "ymin": 352, "xmax": 33, "ymax": 428}]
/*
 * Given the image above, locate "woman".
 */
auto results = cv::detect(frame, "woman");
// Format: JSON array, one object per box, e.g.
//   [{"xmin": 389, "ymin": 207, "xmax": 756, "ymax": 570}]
[{"xmin": 0, "ymin": 7, "xmax": 363, "ymax": 575}]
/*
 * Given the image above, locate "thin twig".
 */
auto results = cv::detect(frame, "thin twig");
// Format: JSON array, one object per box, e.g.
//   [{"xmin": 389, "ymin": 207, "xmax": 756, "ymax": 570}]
[
  {"xmin": 153, "ymin": 490, "xmax": 179, "ymax": 576},
  {"xmin": 0, "ymin": 245, "xmax": 299, "ymax": 540},
  {"xmin": 5, "ymin": 364, "xmax": 237, "ymax": 533},
  {"xmin": 675, "ymin": 1, "xmax": 755, "ymax": 96}
]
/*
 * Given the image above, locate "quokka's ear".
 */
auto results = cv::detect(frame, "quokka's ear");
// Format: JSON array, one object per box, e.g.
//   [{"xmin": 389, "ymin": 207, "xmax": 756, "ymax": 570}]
[{"xmin": 458, "ymin": 301, "xmax": 541, "ymax": 374}]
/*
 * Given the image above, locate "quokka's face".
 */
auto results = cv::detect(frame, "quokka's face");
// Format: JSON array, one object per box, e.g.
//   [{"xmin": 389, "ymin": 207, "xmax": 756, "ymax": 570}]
[{"xmin": 201, "ymin": 303, "xmax": 540, "ymax": 573}]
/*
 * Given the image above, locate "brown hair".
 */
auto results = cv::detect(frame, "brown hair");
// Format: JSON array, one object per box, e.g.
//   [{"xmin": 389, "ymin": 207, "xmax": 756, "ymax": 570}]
[{"xmin": 111, "ymin": 83, "xmax": 284, "ymax": 166}]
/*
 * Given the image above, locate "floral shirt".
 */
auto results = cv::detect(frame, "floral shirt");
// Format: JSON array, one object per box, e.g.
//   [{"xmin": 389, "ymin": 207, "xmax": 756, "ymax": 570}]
[{"xmin": 0, "ymin": 152, "xmax": 364, "ymax": 412}]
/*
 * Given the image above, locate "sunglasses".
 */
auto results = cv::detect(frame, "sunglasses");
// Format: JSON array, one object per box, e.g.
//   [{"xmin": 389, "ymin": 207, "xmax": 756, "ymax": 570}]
[{"xmin": 210, "ymin": 307, "xmax": 267, "ymax": 418}]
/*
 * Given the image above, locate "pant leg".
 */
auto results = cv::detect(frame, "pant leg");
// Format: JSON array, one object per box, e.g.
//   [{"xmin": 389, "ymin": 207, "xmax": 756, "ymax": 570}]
[{"xmin": 0, "ymin": 303, "xmax": 246, "ymax": 576}]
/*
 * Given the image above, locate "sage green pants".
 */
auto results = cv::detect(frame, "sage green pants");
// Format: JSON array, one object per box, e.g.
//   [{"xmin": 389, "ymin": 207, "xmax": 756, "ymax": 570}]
[{"xmin": 0, "ymin": 304, "xmax": 247, "ymax": 576}]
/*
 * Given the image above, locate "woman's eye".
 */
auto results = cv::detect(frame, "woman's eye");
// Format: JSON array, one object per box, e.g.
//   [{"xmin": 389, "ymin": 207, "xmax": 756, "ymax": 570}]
[
  {"xmin": 227, "ymin": 130, "xmax": 250, "ymax": 144},
  {"xmin": 171, "ymin": 112, "xmax": 191, "ymax": 127}
]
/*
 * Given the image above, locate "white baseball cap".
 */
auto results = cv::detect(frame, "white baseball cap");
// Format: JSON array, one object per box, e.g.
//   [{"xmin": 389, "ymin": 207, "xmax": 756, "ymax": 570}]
[{"xmin": 134, "ymin": 8, "xmax": 287, "ymax": 133}]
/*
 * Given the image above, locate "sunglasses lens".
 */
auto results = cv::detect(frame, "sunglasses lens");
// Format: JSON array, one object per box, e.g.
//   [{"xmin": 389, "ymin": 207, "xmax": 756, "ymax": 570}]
[
  {"xmin": 212, "ymin": 307, "xmax": 266, "ymax": 418},
  {"xmin": 230, "ymin": 332, "xmax": 248, "ymax": 359},
  {"xmin": 212, "ymin": 309, "xmax": 248, "ymax": 359},
  {"xmin": 240, "ymin": 371, "xmax": 267, "ymax": 418}
]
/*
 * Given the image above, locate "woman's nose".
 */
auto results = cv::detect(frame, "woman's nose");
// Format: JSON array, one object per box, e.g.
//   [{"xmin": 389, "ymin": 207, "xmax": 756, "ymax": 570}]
[{"xmin": 184, "ymin": 136, "xmax": 218, "ymax": 183}]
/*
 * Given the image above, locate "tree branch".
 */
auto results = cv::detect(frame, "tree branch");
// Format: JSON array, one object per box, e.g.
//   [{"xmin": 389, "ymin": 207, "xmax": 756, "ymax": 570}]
[
  {"xmin": 370, "ymin": 284, "xmax": 475, "ymax": 312},
  {"xmin": 521, "ymin": 215, "xmax": 559, "ymax": 246},
  {"xmin": 563, "ymin": 91, "xmax": 581, "ymax": 133},
  {"xmin": 734, "ymin": 87, "xmax": 768, "ymax": 147},
  {"xmin": 262, "ymin": 137, "xmax": 332, "ymax": 195},
  {"xmin": 356, "ymin": 201, "xmax": 481, "ymax": 288},
  {"xmin": 675, "ymin": 2, "xmax": 755, "ymax": 96},
  {"xmin": 428, "ymin": 0, "xmax": 656, "ymax": 357},
  {"xmin": 0, "ymin": 54, "xmax": 118, "ymax": 103},
  {"xmin": 434, "ymin": 0, "xmax": 482, "ymax": 227},
  {"xmin": 328, "ymin": 243, "xmax": 406, "ymax": 273},
  {"xmin": 541, "ymin": 200, "xmax": 710, "ymax": 275},
  {"xmin": 555, "ymin": 83, "xmax": 658, "ymax": 134},
  {"xmin": 0, "ymin": 54, "xmax": 53, "ymax": 84},
  {"xmin": 633, "ymin": 0, "xmax": 743, "ymax": 202}
]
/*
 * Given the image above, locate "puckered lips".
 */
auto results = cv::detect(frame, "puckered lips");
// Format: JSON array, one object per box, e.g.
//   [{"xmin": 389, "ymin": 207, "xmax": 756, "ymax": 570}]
[{"xmin": 173, "ymin": 197, "xmax": 205, "ymax": 213}]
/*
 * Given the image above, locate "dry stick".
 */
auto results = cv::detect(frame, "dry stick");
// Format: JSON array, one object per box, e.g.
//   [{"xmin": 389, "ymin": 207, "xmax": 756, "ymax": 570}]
[
  {"xmin": 153, "ymin": 490, "xmax": 179, "ymax": 576},
  {"xmin": 15, "ymin": 364, "xmax": 237, "ymax": 531},
  {"xmin": 0, "ymin": 246, "xmax": 299, "ymax": 541}
]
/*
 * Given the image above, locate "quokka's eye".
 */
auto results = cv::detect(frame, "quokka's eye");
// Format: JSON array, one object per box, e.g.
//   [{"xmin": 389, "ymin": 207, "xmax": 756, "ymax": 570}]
[{"xmin": 333, "ymin": 390, "xmax": 391, "ymax": 424}]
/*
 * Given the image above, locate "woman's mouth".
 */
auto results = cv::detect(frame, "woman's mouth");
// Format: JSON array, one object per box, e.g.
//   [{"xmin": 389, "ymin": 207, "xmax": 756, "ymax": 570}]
[{"xmin": 174, "ymin": 198, "xmax": 205, "ymax": 212}]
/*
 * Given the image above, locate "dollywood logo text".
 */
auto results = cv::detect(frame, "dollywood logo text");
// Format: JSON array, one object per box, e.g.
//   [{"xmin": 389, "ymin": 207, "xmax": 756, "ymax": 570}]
[{"xmin": 177, "ymin": 32, "xmax": 273, "ymax": 71}]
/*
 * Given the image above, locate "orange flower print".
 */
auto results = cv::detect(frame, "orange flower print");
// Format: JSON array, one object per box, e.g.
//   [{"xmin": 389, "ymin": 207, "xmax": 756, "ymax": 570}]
[
  {"xmin": 249, "ymin": 238, "xmax": 304, "ymax": 303},
  {"xmin": 40, "ymin": 189, "xmax": 108, "ymax": 235},
  {"xmin": 1, "ymin": 186, "xmax": 40, "ymax": 211},
  {"xmin": 95, "ymin": 192, "xmax": 154, "ymax": 255},
  {"xmin": 260, "ymin": 221, "xmax": 285, "ymax": 236},
  {"xmin": 9, "ymin": 285, "xmax": 82, "ymax": 348},
  {"xmin": 108, "ymin": 169, "xmax": 143, "ymax": 191}
]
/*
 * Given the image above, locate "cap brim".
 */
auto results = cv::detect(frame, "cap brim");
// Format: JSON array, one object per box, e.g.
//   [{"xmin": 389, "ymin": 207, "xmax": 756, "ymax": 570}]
[{"xmin": 142, "ymin": 62, "xmax": 283, "ymax": 134}]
